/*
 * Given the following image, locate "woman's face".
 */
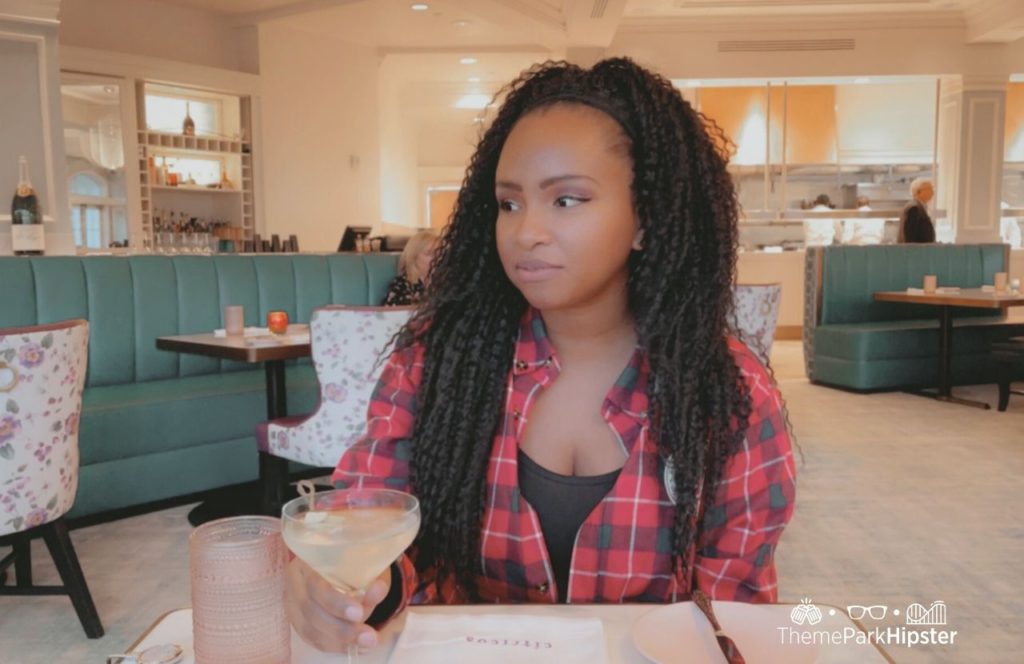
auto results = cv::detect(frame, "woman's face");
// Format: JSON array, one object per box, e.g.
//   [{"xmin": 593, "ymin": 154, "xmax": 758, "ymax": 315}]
[
  {"xmin": 494, "ymin": 103, "xmax": 640, "ymax": 313},
  {"xmin": 414, "ymin": 240, "xmax": 436, "ymax": 280}
]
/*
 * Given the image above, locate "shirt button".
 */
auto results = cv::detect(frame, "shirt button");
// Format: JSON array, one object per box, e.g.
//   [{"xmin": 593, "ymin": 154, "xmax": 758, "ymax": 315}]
[
  {"xmin": 515, "ymin": 360, "xmax": 528, "ymax": 370},
  {"xmin": 544, "ymin": 356, "xmax": 552, "ymax": 365},
  {"xmin": 535, "ymin": 581, "xmax": 550, "ymax": 593},
  {"xmin": 513, "ymin": 409, "xmax": 521, "ymax": 418}
]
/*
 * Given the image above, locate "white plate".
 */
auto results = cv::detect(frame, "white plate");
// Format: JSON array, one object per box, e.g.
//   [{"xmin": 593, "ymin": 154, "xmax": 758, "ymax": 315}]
[{"xmin": 631, "ymin": 601, "xmax": 820, "ymax": 664}]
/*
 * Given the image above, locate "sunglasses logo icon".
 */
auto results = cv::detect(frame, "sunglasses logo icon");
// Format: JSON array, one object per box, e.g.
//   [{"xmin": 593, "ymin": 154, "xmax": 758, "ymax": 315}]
[{"xmin": 847, "ymin": 605, "xmax": 888, "ymax": 620}]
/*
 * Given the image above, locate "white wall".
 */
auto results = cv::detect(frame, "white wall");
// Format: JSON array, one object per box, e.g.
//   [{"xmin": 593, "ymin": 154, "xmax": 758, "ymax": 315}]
[
  {"xmin": 377, "ymin": 60, "xmax": 419, "ymax": 230},
  {"xmin": 836, "ymin": 81, "xmax": 937, "ymax": 164},
  {"xmin": 259, "ymin": 22, "xmax": 380, "ymax": 251},
  {"xmin": 59, "ymin": 0, "xmax": 258, "ymax": 74}
]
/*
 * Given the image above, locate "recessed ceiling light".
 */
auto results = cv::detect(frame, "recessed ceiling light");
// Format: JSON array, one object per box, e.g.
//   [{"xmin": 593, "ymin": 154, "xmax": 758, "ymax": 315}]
[
  {"xmin": 453, "ymin": 19, "xmax": 471, "ymax": 27},
  {"xmin": 411, "ymin": 3, "xmax": 429, "ymax": 11},
  {"xmin": 460, "ymin": 57, "xmax": 477, "ymax": 65},
  {"xmin": 103, "ymin": 86, "xmax": 116, "ymax": 94},
  {"xmin": 468, "ymin": 76, "xmax": 481, "ymax": 83},
  {"xmin": 854, "ymin": 77, "xmax": 870, "ymax": 84}
]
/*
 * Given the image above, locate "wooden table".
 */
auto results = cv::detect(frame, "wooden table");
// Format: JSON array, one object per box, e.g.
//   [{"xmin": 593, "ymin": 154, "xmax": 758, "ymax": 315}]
[
  {"xmin": 156, "ymin": 327, "xmax": 311, "ymax": 520},
  {"xmin": 873, "ymin": 288, "xmax": 1024, "ymax": 408},
  {"xmin": 127, "ymin": 604, "xmax": 894, "ymax": 664}
]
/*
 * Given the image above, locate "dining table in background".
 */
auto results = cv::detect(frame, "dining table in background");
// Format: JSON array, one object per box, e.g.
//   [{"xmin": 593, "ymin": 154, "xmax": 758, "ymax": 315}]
[
  {"xmin": 155, "ymin": 326, "xmax": 311, "ymax": 523},
  {"xmin": 873, "ymin": 288, "xmax": 1024, "ymax": 409}
]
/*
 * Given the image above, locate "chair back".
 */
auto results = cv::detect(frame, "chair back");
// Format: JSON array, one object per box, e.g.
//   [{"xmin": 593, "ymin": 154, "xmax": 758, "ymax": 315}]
[
  {"xmin": 0, "ymin": 319, "xmax": 89, "ymax": 536},
  {"xmin": 265, "ymin": 307, "xmax": 413, "ymax": 467},
  {"xmin": 731, "ymin": 284, "xmax": 782, "ymax": 365}
]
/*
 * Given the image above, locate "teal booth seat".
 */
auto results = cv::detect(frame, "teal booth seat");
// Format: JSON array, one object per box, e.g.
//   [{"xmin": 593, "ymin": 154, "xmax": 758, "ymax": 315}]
[
  {"xmin": 0, "ymin": 254, "xmax": 398, "ymax": 517},
  {"xmin": 802, "ymin": 244, "xmax": 1024, "ymax": 391}
]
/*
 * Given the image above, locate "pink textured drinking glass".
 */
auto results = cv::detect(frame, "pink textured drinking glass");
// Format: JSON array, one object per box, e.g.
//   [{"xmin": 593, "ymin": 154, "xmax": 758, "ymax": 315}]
[{"xmin": 189, "ymin": 516, "xmax": 290, "ymax": 664}]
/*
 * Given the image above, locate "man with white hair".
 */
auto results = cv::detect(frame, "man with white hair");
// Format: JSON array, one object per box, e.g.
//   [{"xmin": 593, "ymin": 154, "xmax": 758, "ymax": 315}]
[{"xmin": 898, "ymin": 178, "xmax": 936, "ymax": 243}]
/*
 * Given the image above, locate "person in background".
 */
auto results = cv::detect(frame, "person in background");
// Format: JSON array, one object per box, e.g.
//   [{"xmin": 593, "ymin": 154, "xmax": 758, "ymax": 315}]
[
  {"xmin": 288, "ymin": 57, "xmax": 796, "ymax": 654},
  {"xmin": 811, "ymin": 193, "xmax": 834, "ymax": 210},
  {"xmin": 804, "ymin": 193, "xmax": 838, "ymax": 246},
  {"xmin": 843, "ymin": 196, "xmax": 885, "ymax": 245},
  {"xmin": 382, "ymin": 229, "xmax": 438, "ymax": 306},
  {"xmin": 898, "ymin": 178, "xmax": 936, "ymax": 243}
]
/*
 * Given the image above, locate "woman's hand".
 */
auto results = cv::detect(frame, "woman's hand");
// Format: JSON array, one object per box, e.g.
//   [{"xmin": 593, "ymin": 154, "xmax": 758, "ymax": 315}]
[{"xmin": 285, "ymin": 557, "xmax": 392, "ymax": 653}]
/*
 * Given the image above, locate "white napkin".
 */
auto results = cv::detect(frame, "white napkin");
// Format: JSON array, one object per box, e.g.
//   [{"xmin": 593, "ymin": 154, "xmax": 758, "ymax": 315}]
[
  {"xmin": 388, "ymin": 612, "xmax": 608, "ymax": 664},
  {"xmin": 906, "ymin": 287, "xmax": 925, "ymax": 295}
]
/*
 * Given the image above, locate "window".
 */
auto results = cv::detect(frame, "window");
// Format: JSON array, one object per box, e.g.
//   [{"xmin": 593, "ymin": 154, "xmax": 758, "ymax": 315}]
[
  {"xmin": 68, "ymin": 171, "xmax": 126, "ymax": 249},
  {"xmin": 145, "ymin": 94, "xmax": 220, "ymax": 136},
  {"xmin": 61, "ymin": 78, "xmax": 131, "ymax": 251}
]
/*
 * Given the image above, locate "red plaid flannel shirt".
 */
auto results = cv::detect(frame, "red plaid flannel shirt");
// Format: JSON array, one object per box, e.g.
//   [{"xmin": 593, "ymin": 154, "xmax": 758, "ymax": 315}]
[{"xmin": 333, "ymin": 308, "xmax": 795, "ymax": 612}]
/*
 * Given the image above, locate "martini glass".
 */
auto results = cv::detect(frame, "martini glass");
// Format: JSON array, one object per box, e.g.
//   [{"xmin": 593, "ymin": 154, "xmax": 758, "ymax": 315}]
[{"xmin": 281, "ymin": 488, "xmax": 420, "ymax": 662}]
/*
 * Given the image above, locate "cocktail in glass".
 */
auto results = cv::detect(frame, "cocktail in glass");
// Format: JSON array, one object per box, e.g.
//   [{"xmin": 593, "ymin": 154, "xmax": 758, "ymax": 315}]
[{"xmin": 281, "ymin": 488, "xmax": 420, "ymax": 662}]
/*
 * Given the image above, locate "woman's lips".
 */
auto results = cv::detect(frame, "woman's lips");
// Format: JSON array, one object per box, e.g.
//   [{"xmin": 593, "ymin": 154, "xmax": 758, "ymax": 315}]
[{"xmin": 515, "ymin": 259, "xmax": 562, "ymax": 282}]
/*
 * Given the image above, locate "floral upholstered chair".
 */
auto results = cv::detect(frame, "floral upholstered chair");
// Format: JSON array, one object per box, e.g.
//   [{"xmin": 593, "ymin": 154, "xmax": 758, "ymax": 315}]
[
  {"xmin": 257, "ymin": 306, "xmax": 413, "ymax": 490},
  {"xmin": 731, "ymin": 284, "xmax": 783, "ymax": 366},
  {"xmin": 0, "ymin": 319, "xmax": 103, "ymax": 638}
]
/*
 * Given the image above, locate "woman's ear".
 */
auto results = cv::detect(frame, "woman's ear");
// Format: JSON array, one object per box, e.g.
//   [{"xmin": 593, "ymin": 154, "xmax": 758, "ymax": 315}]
[{"xmin": 632, "ymin": 227, "xmax": 645, "ymax": 251}]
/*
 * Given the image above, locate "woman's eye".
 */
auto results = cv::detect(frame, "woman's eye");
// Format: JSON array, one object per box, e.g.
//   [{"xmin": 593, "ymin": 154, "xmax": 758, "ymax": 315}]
[
  {"xmin": 555, "ymin": 195, "xmax": 588, "ymax": 208},
  {"xmin": 498, "ymin": 199, "xmax": 520, "ymax": 212}
]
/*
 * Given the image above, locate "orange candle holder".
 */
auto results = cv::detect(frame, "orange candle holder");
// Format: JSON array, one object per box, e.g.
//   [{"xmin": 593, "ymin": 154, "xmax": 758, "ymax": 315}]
[{"xmin": 267, "ymin": 310, "xmax": 288, "ymax": 335}]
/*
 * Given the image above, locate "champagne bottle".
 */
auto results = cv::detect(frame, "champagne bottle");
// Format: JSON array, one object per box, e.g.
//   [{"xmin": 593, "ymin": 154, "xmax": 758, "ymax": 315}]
[
  {"xmin": 11, "ymin": 155, "xmax": 44, "ymax": 256},
  {"xmin": 182, "ymin": 101, "xmax": 195, "ymax": 136}
]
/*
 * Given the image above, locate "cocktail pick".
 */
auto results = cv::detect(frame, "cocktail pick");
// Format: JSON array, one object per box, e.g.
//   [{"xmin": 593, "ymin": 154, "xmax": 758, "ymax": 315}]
[{"xmin": 296, "ymin": 480, "xmax": 326, "ymax": 522}]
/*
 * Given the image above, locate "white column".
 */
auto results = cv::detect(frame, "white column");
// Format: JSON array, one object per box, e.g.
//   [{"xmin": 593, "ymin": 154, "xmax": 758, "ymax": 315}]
[
  {"xmin": 0, "ymin": 0, "xmax": 74, "ymax": 255},
  {"xmin": 937, "ymin": 75, "xmax": 1008, "ymax": 244}
]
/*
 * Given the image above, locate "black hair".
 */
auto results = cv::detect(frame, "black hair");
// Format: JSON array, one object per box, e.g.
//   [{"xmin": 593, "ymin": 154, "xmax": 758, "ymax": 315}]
[{"xmin": 397, "ymin": 57, "xmax": 752, "ymax": 596}]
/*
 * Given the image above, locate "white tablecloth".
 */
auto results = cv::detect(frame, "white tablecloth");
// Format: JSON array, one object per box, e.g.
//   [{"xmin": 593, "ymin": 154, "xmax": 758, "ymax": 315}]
[{"xmin": 131, "ymin": 604, "xmax": 891, "ymax": 664}]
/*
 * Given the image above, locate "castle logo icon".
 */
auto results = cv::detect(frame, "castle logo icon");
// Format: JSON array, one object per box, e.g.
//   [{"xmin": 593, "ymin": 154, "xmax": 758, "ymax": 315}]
[{"xmin": 906, "ymin": 600, "xmax": 947, "ymax": 626}]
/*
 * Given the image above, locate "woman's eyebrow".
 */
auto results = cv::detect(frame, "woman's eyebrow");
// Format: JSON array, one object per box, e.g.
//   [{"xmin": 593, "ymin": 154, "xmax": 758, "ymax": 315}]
[{"xmin": 495, "ymin": 174, "xmax": 598, "ymax": 191}]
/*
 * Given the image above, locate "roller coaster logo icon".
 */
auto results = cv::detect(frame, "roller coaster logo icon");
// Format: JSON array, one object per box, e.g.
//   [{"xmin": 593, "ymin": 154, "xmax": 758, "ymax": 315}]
[{"xmin": 905, "ymin": 600, "xmax": 947, "ymax": 626}]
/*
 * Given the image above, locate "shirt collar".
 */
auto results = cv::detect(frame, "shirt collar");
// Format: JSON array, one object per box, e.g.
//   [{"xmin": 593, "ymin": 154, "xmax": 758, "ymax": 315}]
[
  {"xmin": 512, "ymin": 307, "xmax": 557, "ymax": 375},
  {"xmin": 512, "ymin": 308, "xmax": 650, "ymax": 421}
]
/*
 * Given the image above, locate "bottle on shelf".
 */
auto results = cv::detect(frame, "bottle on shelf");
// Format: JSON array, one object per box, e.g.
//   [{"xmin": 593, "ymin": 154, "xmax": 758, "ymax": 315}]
[
  {"xmin": 183, "ymin": 101, "xmax": 195, "ymax": 137},
  {"xmin": 10, "ymin": 155, "xmax": 44, "ymax": 256}
]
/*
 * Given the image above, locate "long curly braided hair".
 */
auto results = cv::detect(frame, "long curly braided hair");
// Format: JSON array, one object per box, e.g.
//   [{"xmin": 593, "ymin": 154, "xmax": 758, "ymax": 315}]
[{"xmin": 396, "ymin": 57, "xmax": 752, "ymax": 596}]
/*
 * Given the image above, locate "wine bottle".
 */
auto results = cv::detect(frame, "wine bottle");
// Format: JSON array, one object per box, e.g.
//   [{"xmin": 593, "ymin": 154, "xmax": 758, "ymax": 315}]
[
  {"xmin": 182, "ymin": 101, "xmax": 195, "ymax": 137},
  {"xmin": 10, "ymin": 155, "xmax": 44, "ymax": 256}
]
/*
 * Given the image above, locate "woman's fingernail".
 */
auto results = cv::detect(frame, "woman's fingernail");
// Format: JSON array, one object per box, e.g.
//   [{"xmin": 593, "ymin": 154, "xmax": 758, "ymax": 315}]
[
  {"xmin": 345, "ymin": 605, "xmax": 363, "ymax": 621},
  {"xmin": 357, "ymin": 631, "xmax": 376, "ymax": 648}
]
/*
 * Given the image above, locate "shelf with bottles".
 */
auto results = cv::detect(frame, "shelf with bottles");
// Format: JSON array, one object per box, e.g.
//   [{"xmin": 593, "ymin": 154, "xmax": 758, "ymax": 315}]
[
  {"xmin": 143, "ymin": 148, "xmax": 243, "ymax": 193},
  {"xmin": 152, "ymin": 207, "xmax": 247, "ymax": 254}
]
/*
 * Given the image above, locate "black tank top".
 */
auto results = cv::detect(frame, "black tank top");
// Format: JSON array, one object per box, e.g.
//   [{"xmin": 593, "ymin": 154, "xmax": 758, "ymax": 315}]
[{"xmin": 517, "ymin": 449, "xmax": 621, "ymax": 602}]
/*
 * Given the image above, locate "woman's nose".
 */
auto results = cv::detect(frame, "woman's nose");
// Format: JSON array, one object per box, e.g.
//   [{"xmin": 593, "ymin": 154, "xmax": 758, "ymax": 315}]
[{"xmin": 514, "ymin": 208, "xmax": 551, "ymax": 248}]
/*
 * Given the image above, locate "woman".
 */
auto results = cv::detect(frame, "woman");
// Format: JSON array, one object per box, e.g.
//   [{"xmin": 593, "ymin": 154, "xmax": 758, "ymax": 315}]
[
  {"xmin": 289, "ymin": 58, "xmax": 796, "ymax": 652},
  {"xmin": 898, "ymin": 178, "xmax": 936, "ymax": 243},
  {"xmin": 381, "ymin": 229, "xmax": 438, "ymax": 305}
]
